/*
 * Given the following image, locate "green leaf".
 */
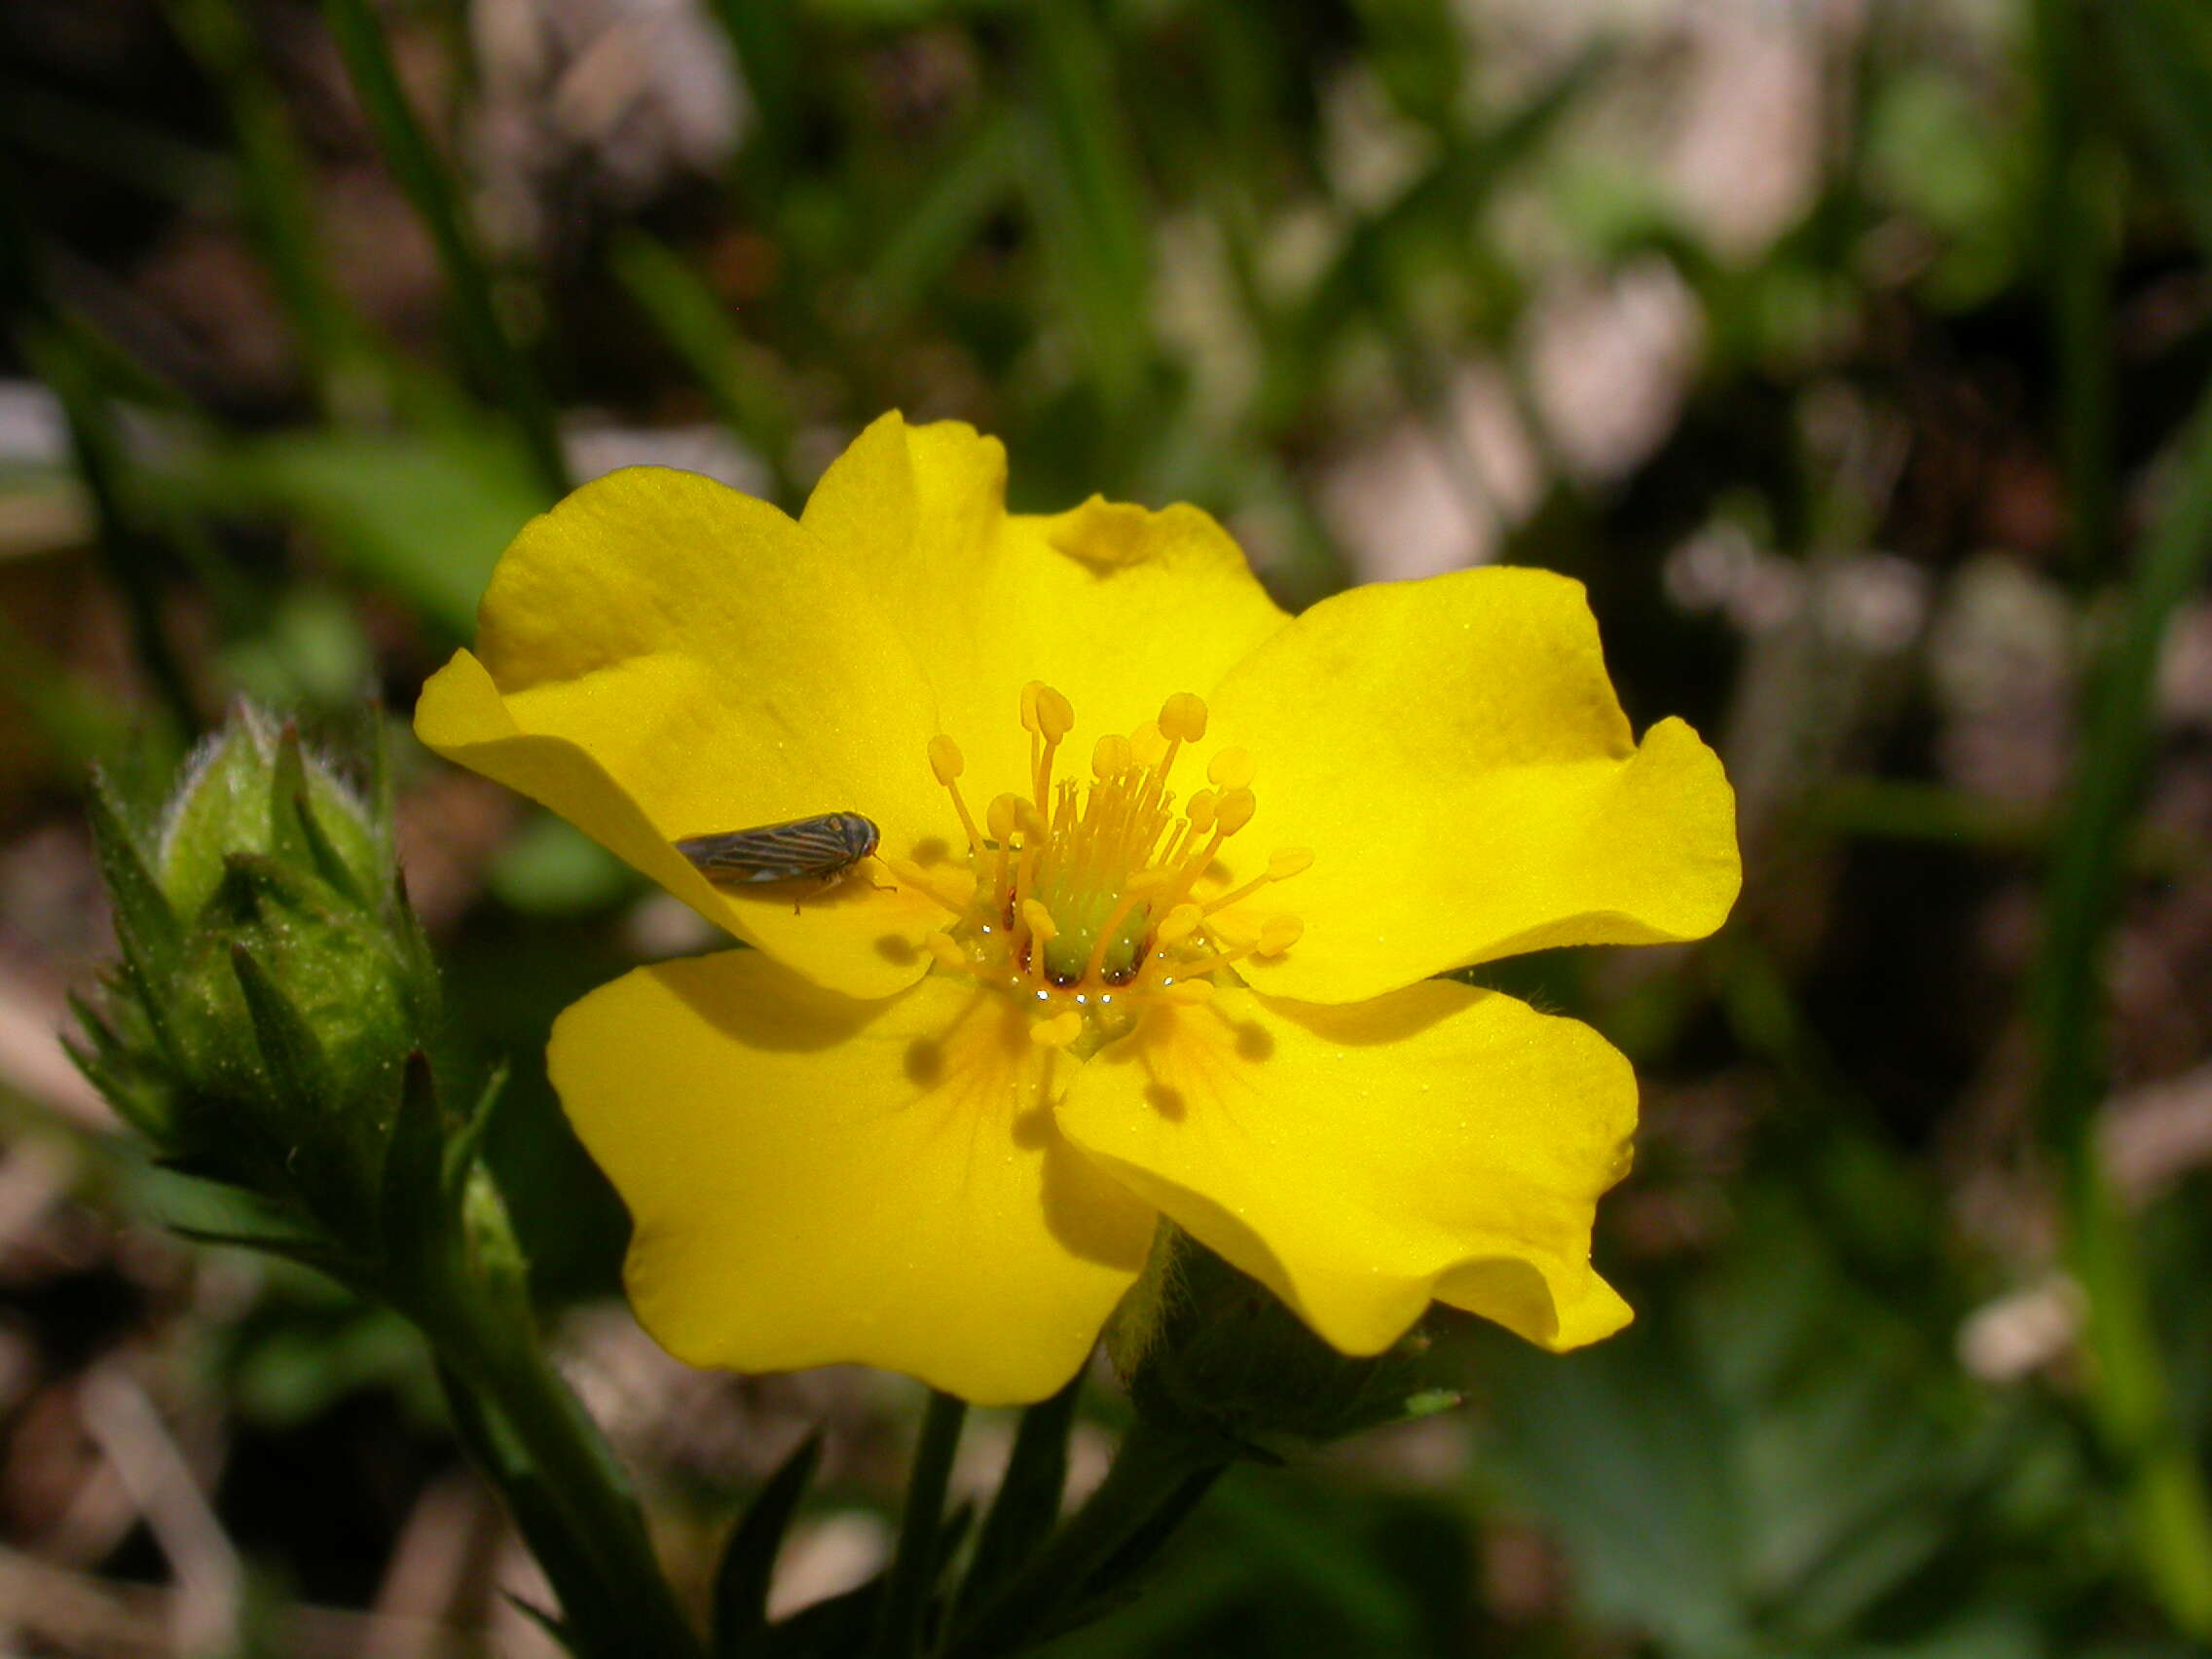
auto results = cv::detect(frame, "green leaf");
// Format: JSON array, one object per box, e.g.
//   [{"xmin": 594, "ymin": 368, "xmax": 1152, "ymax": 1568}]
[
  {"xmin": 711, "ymin": 1433, "xmax": 822, "ymax": 1655},
  {"xmin": 2110, "ymin": 0, "xmax": 2212, "ymax": 262},
  {"xmin": 856, "ymin": 108, "xmax": 1024, "ymax": 328},
  {"xmin": 953, "ymin": 1378, "xmax": 1078, "ymax": 1622},
  {"xmin": 1019, "ymin": 0, "xmax": 1154, "ymax": 408},
  {"xmin": 175, "ymin": 428, "xmax": 546, "ymax": 637}
]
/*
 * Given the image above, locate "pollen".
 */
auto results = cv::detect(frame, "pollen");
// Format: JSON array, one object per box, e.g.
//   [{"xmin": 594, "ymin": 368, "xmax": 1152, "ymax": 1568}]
[{"xmin": 911, "ymin": 684, "xmax": 1309, "ymax": 1044}]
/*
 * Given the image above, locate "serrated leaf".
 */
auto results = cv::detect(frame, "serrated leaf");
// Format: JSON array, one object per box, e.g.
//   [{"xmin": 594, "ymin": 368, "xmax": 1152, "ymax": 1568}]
[{"xmin": 712, "ymin": 1433, "xmax": 822, "ymax": 1655}]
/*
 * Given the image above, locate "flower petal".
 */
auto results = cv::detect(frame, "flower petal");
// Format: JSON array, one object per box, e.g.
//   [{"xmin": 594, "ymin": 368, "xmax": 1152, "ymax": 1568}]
[
  {"xmin": 1055, "ymin": 981, "xmax": 1636, "ymax": 1356},
  {"xmin": 414, "ymin": 465, "xmax": 960, "ymax": 999},
  {"xmin": 548, "ymin": 951, "xmax": 1157, "ymax": 1404},
  {"xmin": 1206, "ymin": 567, "xmax": 1739, "ymax": 1003},
  {"xmin": 801, "ymin": 413, "xmax": 1289, "ymax": 785}
]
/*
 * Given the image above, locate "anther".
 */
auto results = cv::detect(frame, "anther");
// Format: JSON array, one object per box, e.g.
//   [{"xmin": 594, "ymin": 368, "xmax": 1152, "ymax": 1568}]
[
  {"xmin": 1185, "ymin": 790, "xmax": 1218, "ymax": 831},
  {"xmin": 1031, "ymin": 1010, "xmax": 1085, "ymax": 1048},
  {"xmin": 1092, "ymin": 734, "xmax": 1132, "ymax": 779},
  {"xmin": 1207, "ymin": 748, "xmax": 1256, "ymax": 790},
  {"xmin": 929, "ymin": 735, "xmax": 984, "ymax": 854},
  {"xmin": 987, "ymin": 793, "xmax": 1020, "ymax": 846},
  {"xmin": 1020, "ymin": 899, "xmax": 1058, "ymax": 944},
  {"xmin": 1019, "ymin": 682, "xmax": 1044, "ymax": 733},
  {"xmin": 1130, "ymin": 722, "xmax": 1168, "ymax": 769},
  {"xmin": 926, "ymin": 933, "xmax": 969, "ymax": 972},
  {"xmin": 1213, "ymin": 789, "xmax": 1256, "ymax": 835},
  {"xmin": 1153, "ymin": 903, "xmax": 1203, "ymax": 946},
  {"xmin": 1035, "ymin": 685, "xmax": 1075, "ymax": 741},
  {"xmin": 928, "ymin": 735, "xmax": 965, "ymax": 784},
  {"xmin": 885, "ymin": 857, "xmax": 973, "ymax": 916},
  {"xmin": 1160, "ymin": 692, "xmax": 1208, "ymax": 743},
  {"xmin": 1257, "ymin": 915, "xmax": 1305, "ymax": 956}
]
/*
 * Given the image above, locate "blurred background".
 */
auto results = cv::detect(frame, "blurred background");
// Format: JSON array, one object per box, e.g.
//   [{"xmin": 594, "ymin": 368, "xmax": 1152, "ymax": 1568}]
[{"xmin": 4, "ymin": 0, "xmax": 2212, "ymax": 1653}]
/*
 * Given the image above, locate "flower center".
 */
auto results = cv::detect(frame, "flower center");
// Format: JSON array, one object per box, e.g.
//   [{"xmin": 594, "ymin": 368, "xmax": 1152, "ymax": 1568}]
[{"xmin": 889, "ymin": 684, "xmax": 1311, "ymax": 1051}]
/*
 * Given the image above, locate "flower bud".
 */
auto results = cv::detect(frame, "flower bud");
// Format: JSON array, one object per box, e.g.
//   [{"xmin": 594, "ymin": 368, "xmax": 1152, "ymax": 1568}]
[{"xmin": 70, "ymin": 705, "xmax": 443, "ymax": 1262}]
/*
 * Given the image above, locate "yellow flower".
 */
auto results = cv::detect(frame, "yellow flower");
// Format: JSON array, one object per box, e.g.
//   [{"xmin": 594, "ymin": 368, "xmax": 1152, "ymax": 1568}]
[{"xmin": 415, "ymin": 414, "xmax": 1740, "ymax": 1405}]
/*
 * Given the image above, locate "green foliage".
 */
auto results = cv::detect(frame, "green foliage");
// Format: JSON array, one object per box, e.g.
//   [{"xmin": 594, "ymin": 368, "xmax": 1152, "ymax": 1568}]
[{"xmin": 14, "ymin": 0, "xmax": 2212, "ymax": 1653}]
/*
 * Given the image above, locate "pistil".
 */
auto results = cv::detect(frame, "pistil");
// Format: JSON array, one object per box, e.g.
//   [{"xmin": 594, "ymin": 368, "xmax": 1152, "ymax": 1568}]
[{"xmin": 908, "ymin": 685, "xmax": 1311, "ymax": 1044}]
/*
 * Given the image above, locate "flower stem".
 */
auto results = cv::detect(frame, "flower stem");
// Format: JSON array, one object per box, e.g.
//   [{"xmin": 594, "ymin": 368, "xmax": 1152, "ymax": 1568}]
[
  {"xmin": 939, "ymin": 1420, "xmax": 1228, "ymax": 1659},
  {"xmin": 440, "ymin": 1322, "xmax": 702, "ymax": 1659},
  {"xmin": 872, "ymin": 1389, "xmax": 969, "ymax": 1659},
  {"xmin": 410, "ymin": 1184, "xmax": 702, "ymax": 1659}
]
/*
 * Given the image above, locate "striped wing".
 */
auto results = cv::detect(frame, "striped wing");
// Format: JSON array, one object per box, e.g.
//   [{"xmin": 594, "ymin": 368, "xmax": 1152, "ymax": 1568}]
[{"xmin": 676, "ymin": 815, "xmax": 872, "ymax": 883}]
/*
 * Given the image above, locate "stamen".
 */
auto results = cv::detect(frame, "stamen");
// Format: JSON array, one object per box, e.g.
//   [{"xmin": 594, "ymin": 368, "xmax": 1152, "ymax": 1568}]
[
  {"xmin": 1031, "ymin": 683, "xmax": 1074, "ymax": 812},
  {"xmin": 929, "ymin": 736, "xmax": 984, "ymax": 855},
  {"xmin": 1152, "ymin": 903, "xmax": 1203, "ymax": 946},
  {"xmin": 1129, "ymin": 722, "xmax": 1168, "ymax": 771},
  {"xmin": 915, "ymin": 685, "xmax": 1310, "ymax": 1031},
  {"xmin": 1160, "ymin": 692, "xmax": 1208, "ymax": 743},
  {"xmin": 884, "ymin": 857, "xmax": 974, "ymax": 916},
  {"xmin": 1207, "ymin": 749, "xmax": 1256, "ymax": 790},
  {"xmin": 1202, "ymin": 846, "xmax": 1313, "ymax": 915}
]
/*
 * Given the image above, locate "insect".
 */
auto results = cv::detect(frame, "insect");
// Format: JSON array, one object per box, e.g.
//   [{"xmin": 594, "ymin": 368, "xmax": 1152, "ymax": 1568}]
[{"xmin": 675, "ymin": 811, "xmax": 881, "ymax": 887}]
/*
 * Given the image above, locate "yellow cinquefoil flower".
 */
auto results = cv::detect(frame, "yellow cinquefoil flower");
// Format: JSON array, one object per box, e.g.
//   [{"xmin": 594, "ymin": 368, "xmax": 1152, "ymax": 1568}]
[{"xmin": 416, "ymin": 414, "xmax": 1740, "ymax": 1405}]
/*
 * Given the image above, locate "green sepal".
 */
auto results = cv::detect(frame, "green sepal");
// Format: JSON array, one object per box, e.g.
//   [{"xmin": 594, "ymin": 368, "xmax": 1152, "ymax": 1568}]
[
  {"xmin": 85, "ymin": 774, "xmax": 181, "ymax": 985},
  {"xmin": 168, "ymin": 1224, "xmax": 371, "ymax": 1293},
  {"xmin": 272, "ymin": 719, "xmax": 367, "ymax": 904},
  {"xmin": 269, "ymin": 720, "xmax": 314, "ymax": 867},
  {"xmin": 1118, "ymin": 1230, "xmax": 1462, "ymax": 1455},
  {"xmin": 951, "ymin": 1378, "xmax": 1079, "ymax": 1623},
  {"xmin": 228, "ymin": 940, "xmax": 333, "ymax": 1121},
  {"xmin": 442, "ymin": 1059, "xmax": 508, "ymax": 1212},
  {"xmin": 711, "ymin": 1433, "xmax": 822, "ymax": 1656},
  {"xmin": 62, "ymin": 990, "xmax": 173, "ymax": 1142},
  {"xmin": 379, "ymin": 1050, "xmax": 450, "ymax": 1281}
]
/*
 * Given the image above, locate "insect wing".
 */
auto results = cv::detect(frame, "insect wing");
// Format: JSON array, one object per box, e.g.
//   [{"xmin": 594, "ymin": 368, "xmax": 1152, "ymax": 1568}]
[{"xmin": 676, "ymin": 814, "xmax": 878, "ymax": 884}]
